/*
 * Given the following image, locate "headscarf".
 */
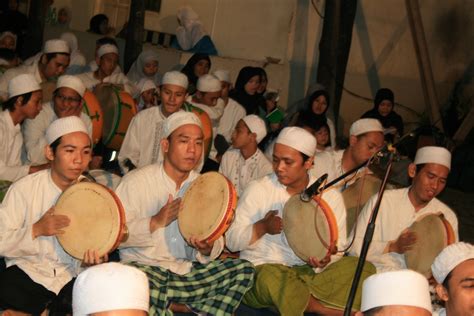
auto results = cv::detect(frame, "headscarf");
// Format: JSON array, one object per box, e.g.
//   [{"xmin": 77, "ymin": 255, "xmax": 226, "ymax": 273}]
[
  {"xmin": 229, "ymin": 66, "xmax": 264, "ymax": 115},
  {"xmin": 180, "ymin": 53, "xmax": 211, "ymax": 94},
  {"xmin": 60, "ymin": 32, "xmax": 86, "ymax": 67},
  {"xmin": 176, "ymin": 6, "xmax": 207, "ymax": 50},
  {"xmin": 89, "ymin": 14, "xmax": 108, "ymax": 35},
  {"xmin": 126, "ymin": 50, "xmax": 161, "ymax": 85},
  {"xmin": 57, "ymin": 6, "xmax": 72, "ymax": 27}
]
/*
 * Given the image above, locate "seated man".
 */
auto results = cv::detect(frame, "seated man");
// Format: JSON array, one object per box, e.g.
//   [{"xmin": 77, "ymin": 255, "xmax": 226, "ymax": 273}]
[
  {"xmin": 22, "ymin": 75, "xmax": 92, "ymax": 165},
  {"xmin": 357, "ymin": 270, "xmax": 432, "ymax": 316},
  {"xmin": 310, "ymin": 118, "xmax": 385, "ymax": 190},
  {"xmin": 226, "ymin": 127, "xmax": 375, "ymax": 315},
  {"xmin": 349, "ymin": 146, "xmax": 458, "ymax": 272},
  {"xmin": 432, "ymin": 242, "xmax": 474, "ymax": 316},
  {"xmin": 116, "ymin": 111, "xmax": 254, "ymax": 315},
  {"xmin": 0, "ymin": 116, "xmax": 106, "ymax": 315}
]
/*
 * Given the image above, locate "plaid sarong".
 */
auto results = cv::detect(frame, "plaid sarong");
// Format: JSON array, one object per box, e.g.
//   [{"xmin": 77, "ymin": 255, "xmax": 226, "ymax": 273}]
[{"xmin": 131, "ymin": 258, "xmax": 255, "ymax": 316}]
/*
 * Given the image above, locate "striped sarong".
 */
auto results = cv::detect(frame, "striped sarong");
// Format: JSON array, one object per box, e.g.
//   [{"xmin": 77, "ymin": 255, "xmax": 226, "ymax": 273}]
[{"xmin": 131, "ymin": 258, "xmax": 255, "ymax": 316}]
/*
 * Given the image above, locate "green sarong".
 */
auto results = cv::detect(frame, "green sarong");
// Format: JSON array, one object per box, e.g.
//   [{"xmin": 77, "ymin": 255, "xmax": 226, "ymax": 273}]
[
  {"xmin": 243, "ymin": 256, "xmax": 376, "ymax": 316},
  {"xmin": 0, "ymin": 180, "xmax": 12, "ymax": 203}
]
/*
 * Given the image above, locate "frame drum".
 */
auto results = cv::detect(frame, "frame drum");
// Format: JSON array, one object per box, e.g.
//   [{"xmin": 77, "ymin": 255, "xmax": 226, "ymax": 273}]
[
  {"xmin": 82, "ymin": 90, "xmax": 104, "ymax": 144},
  {"xmin": 54, "ymin": 181, "xmax": 126, "ymax": 259},
  {"xmin": 179, "ymin": 172, "xmax": 237, "ymax": 243},
  {"xmin": 283, "ymin": 195, "xmax": 339, "ymax": 262},
  {"xmin": 405, "ymin": 214, "xmax": 455, "ymax": 277}
]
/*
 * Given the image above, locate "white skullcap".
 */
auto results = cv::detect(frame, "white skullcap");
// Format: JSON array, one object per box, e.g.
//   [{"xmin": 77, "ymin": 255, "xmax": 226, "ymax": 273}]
[
  {"xmin": 137, "ymin": 78, "xmax": 157, "ymax": 94},
  {"xmin": 161, "ymin": 71, "xmax": 188, "ymax": 89},
  {"xmin": 361, "ymin": 270, "xmax": 432, "ymax": 312},
  {"xmin": 432, "ymin": 242, "xmax": 474, "ymax": 284},
  {"xmin": 72, "ymin": 262, "xmax": 149, "ymax": 316},
  {"xmin": 196, "ymin": 74, "xmax": 221, "ymax": 93},
  {"xmin": 163, "ymin": 111, "xmax": 202, "ymax": 138},
  {"xmin": 45, "ymin": 116, "xmax": 89, "ymax": 145},
  {"xmin": 97, "ymin": 44, "xmax": 119, "ymax": 59},
  {"xmin": 43, "ymin": 39, "xmax": 70, "ymax": 54},
  {"xmin": 213, "ymin": 69, "xmax": 231, "ymax": 83},
  {"xmin": 242, "ymin": 115, "xmax": 267, "ymax": 143},
  {"xmin": 56, "ymin": 75, "xmax": 86, "ymax": 97},
  {"xmin": 276, "ymin": 127, "xmax": 316, "ymax": 157},
  {"xmin": 414, "ymin": 146, "xmax": 451, "ymax": 170},
  {"xmin": 8, "ymin": 74, "xmax": 41, "ymax": 99},
  {"xmin": 349, "ymin": 118, "xmax": 384, "ymax": 136}
]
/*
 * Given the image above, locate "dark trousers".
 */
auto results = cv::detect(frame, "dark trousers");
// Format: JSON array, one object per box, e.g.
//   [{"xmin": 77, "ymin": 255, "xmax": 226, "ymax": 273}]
[{"xmin": 0, "ymin": 265, "xmax": 74, "ymax": 315}]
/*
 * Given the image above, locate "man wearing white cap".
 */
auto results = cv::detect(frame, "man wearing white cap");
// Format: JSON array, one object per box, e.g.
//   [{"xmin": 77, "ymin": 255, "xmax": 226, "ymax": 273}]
[
  {"xmin": 0, "ymin": 74, "xmax": 49, "ymax": 188},
  {"xmin": 310, "ymin": 118, "xmax": 385, "ymax": 190},
  {"xmin": 22, "ymin": 75, "xmax": 93, "ymax": 165},
  {"xmin": 432, "ymin": 242, "xmax": 474, "ymax": 316},
  {"xmin": 0, "ymin": 39, "xmax": 71, "ymax": 101},
  {"xmin": 0, "ymin": 116, "xmax": 106, "ymax": 315},
  {"xmin": 73, "ymin": 262, "xmax": 149, "ymax": 315},
  {"xmin": 227, "ymin": 127, "xmax": 374, "ymax": 314},
  {"xmin": 76, "ymin": 43, "xmax": 135, "ymax": 94},
  {"xmin": 219, "ymin": 114, "xmax": 272, "ymax": 196},
  {"xmin": 118, "ymin": 70, "xmax": 212, "ymax": 174},
  {"xmin": 349, "ymin": 146, "xmax": 458, "ymax": 272},
  {"xmin": 357, "ymin": 270, "xmax": 432, "ymax": 315},
  {"xmin": 116, "ymin": 111, "xmax": 255, "ymax": 314}
]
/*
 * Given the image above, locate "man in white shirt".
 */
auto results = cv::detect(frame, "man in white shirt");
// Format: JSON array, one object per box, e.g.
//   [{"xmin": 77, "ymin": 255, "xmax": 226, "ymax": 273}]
[
  {"xmin": 310, "ymin": 118, "xmax": 385, "ymax": 190},
  {"xmin": 432, "ymin": 242, "xmax": 474, "ymax": 316},
  {"xmin": 0, "ymin": 39, "xmax": 71, "ymax": 102},
  {"xmin": 22, "ymin": 75, "xmax": 93, "ymax": 165},
  {"xmin": 219, "ymin": 114, "xmax": 272, "ymax": 196},
  {"xmin": 0, "ymin": 116, "xmax": 106, "ymax": 315},
  {"xmin": 116, "ymin": 111, "xmax": 254, "ymax": 315},
  {"xmin": 226, "ymin": 127, "xmax": 374, "ymax": 314},
  {"xmin": 349, "ymin": 146, "xmax": 458, "ymax": 272}
]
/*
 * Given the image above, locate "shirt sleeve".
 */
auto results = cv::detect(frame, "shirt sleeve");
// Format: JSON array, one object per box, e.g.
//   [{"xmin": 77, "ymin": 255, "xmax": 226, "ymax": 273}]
[
  {"xmin": 22, "ymin": 111, "xmax": 49, "ymax": 165},
  {"xmin": 118, "ymin": 116, "xmax": 141, "ymax": 174}
]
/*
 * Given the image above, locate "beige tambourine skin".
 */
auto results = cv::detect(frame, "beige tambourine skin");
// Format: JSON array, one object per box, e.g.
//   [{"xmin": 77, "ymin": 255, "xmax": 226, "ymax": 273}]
[
  {"xmin": 54, "ymin": 181, "xmax": 126, "ymax": 259},
  {"xmin": 179, "ymin": 172, "xmax": 237, "ymax": 243},
  {"xmin": 283, "ymin": 195, "xmax": 338, "ymax": 262},
  {"xmin": 405, "ymin": 214, "xmax": 455, "ymax": 277}
]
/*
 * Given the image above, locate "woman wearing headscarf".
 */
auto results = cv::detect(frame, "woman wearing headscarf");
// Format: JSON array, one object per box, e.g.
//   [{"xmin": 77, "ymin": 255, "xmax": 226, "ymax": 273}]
[
  {"xmin": 57, "ymin": 6, "xmax": 72, "ymax": 28},
  {"xmin": 361, "ymin": 88, "xmax": 403, "ymax": 143},
  {"xmin": 171, "ymin": 6, "xmax": 217, "ymax": 55},
  {"xmin": 0, "ymin": 31, "xmax": 17, "ymax": 51},
  {"xmin": 180, "ymin": 53, "xmax": 211, "ymax": 95},
  {"xmin": 60, "ymin": 32, "xmax": 86, "ymax": 74},
  {"xmin": 126, "ymin": 50, "xmax": 161, "ymax": 86},
  {"xmin": 88, "ymin": 14, "xmax": 109, "ymax": 35},
  {"xmin": 229, "ymin": 66, "xmax": 264, "ymax": 115}
]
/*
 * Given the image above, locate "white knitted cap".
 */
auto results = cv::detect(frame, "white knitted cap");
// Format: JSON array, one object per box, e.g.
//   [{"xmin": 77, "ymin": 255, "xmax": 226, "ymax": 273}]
[
  {"xmin": 276, "ymin": 127, "xmax": 317, "ymax": 157},
  {"xmin": 213, "ymin": 69, "xmax": 231, "ymax": 83},
  {"xmin": 196, "ymin": 74, "xmax": 221, "ymax": 93},
  {"xmin": 161, "ymin": 70, "xmax": 188, "ymax": 89},
  {"xmin": 349, "ymin": 118, "xmax": 384, "ymax": 136},
  {"xmin": 163, "ymin": 111, "xmax": 202, "ymax": 138},
  {"xmin": 43, "ymin": 39, "xmax": 70, "ymax": 54},
  {"xmin": 8, "ymin": 74, "xmax": 41, "ymax": 99},
  {"xmin": 97, "ymin": 43, "xmax": 119, "ymax": 58},
  {"xmin": 414, "ymin": 146, "xmax": 451, "ymax": 171},
  {"xmin": 45, "ymin": 116, "xmax": 89, "ymax": 144},
  {"xmin": 432, "ymin": 242, "xmax": 474, "ymax": 284},
  {"xmin": 242, "ymin": 114, "xmax": 267, "ymax": 143},
  {"xmin": 56, "ymin": 75, "xmax": 86, "ymax": 97}
]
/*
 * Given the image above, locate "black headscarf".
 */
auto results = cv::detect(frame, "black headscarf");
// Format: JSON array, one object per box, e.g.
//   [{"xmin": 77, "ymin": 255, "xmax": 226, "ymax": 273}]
[
  {"xmin": 229, "ymin": 66, "xmax": 264, "ymax": 115},
  {"xmin": 89, "ymin": 14, "xmax": 108, "ymax": 35},
  {"xmin": 180, "ymin": 53, "xmax": 211, "ymax": 94}
]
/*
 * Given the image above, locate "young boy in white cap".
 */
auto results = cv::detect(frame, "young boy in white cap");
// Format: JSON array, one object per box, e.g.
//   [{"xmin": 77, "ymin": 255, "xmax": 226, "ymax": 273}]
[
  {"xmin": 0, "ymin": 116, "xmax": 107, "ymax": 315},
  {"xmin": 226, "ymin": 127, "xmax": 374, "ymax": 314},
  {"xmin": 73, "ymin": 262, "xmax": 149, "ymax": 316},
  {"xmin": 116, "ymin": 111, "xmax": 254, "ymax": 315},
  {"xmin": 349, "ymin": 146, "xmax": 458, "ymax": 272},
  {"xmin": 310, "ymin": 118, "xmax": 385, "ymax": 190},
  {"xmin": 118, "ymin": 71, "xmax": 212, "ymax": 174},
  {"xmin": 134, "ymin": 78, "xmax": 158, "ymax": 112},
  {"xmin": 0, "ymin": 74, "xmax": 49, "ymax": 187},
  {"xmin": 0, "ymin": 39, "xmax": 71, "ymax": 101},
  {"xmin": 357, "ymin": 270, "xmax": 432, "ymax": 315},
  {"xmin": 432, "ymin": 242, "xmax": 474, "ymax": 316},
  {"xmin": 219, "ymin": 114, "xmax": 272, "ymax": 196},
  {"xmin": 22, "ymin": 75, "xmax": 93, "ymax": 165}
]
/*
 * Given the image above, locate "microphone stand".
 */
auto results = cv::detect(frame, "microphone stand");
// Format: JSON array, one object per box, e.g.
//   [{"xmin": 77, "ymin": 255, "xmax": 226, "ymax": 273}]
[{"xmin": 343, "ymin": 151, "xmax": 395, "ymax": 316}]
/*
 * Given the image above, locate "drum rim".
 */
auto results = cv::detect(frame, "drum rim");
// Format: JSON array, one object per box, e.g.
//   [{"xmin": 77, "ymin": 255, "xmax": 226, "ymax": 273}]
[
  {"xmin": 102, "ymin": 89, "xmax": 136, "ymax": 146},
  {"xmin": 82, "ymin": 90, "xmax": 103, "ymax": 144}
]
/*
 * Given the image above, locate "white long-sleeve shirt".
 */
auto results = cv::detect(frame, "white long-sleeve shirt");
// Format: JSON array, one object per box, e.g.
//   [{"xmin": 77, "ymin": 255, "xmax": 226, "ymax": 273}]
[
  {"xmin": 22, "ymin": 102, "xmax": 92, "ymax": 164},
  {"xmin": 219, "ymin": 148, "xmax": 272, "ymax": 196},
  {"xmin": 75, "ymin": 71, "xmax": 136, "ymax": 95},
  {"xmin": 216, "ymin": 98, "xmax": 246, "ymax": 143},
  {"xmin": 116, "ymin": 163, "xmax": 224, "ymax": 275},
  {"xmin": 0, "ymin": 170, "xmax": 81, "ymax": 294},
  {"xmin": 226, "ymin": 173, "xmax": 347, "ymax": 268},
  {"xmin": 348, "ymin": 187, "xmax": 458, "ymax": 272},
  {"xmin": 0, "ymin": 110, "xmax": 30, "ymax": 181}
]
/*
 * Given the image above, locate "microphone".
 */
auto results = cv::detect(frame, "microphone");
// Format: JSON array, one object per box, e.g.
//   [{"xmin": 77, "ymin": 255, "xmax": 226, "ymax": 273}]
[{"xmin": 300, "ymin": 173, "xmax": 328, "ymax": 202}]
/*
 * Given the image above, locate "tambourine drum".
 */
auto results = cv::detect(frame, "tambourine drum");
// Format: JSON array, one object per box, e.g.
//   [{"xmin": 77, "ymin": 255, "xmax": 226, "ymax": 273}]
[
  {"xmin": 342, "ymin": 174, "xmax": 382, "ymax": 237},
  {"xmin": 82, "ymin": 90, "xmax": 104, "ymax": 144},
  {"xmin": 179, "ymin": 172, "xmax": 236, "ymax": 243},
  {"xmin": 405, "ymin": 214, "xmax": 456, "ymax": 277},
  {"xmin": 183, "ymin": 103, "xmax": 213, "ymax": 158},
  {"xmin": 54, "ymin": 181, "xmax": 126, "ymax": 259},
  {"xmin": 283, "ymin": 195, "xmax": 339, "ymax": 262},
  {"xmin": 95, "ymin": 85, "xmax": 137, "ymax": 151}
]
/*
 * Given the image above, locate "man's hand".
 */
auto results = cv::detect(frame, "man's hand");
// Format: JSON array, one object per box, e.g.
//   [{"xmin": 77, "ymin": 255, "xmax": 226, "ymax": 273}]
[
  {"xmin": 150, "ymin": 194, "xmax": 181, "ymax": 233},
  {"xmin": 389, "ymin": 229, "xmax": 417, "ymax": 254},
  {"xmin": 308, "ymin": 255, "xmax": 331, "ymax": 269},
  {"xmin": 261, "ymin": 210, "xmax": 283, "ymax": 235},
  {"xmin": 32, "ymin": 207, "xmax": 70, "ymax": 239},
  {"xmin": 82, "ymin": 249, "xmax": 108, "ymax": 267},
  {"xmin": 188, "ymin": 237, "xmax": 214, "ymax": 256}
]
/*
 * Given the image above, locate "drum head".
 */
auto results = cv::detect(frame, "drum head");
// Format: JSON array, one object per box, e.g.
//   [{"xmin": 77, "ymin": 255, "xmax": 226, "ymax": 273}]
[
  {"xmin": 179, "ymin": 172, "xmax": 236, "ymax": 243},
  {"xmin": 283, "ymin": 195, "xmax": 337, "ymax": 262},
  {"xmin": 405, "ymin": 214, "xmax": 451, "ymax": 277},
  {"xmin": 55, "ymin": 182, "xmax": 125, "ymax": 259},
  {"xmin": 82, "ymin": 90, "xmax": 103, "ymax": 144},
  {"xmin": 94, "ymin": 85, "xmax": 118, "ymax": 143}
]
